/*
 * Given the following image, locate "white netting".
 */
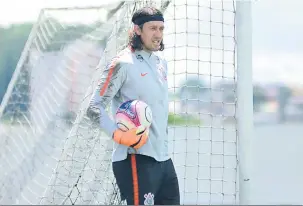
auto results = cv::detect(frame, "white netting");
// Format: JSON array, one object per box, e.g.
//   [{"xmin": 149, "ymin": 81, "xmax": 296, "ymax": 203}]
[{"xmin": 0, "ymin": 0, "xmax": 237, "ymax": 205}]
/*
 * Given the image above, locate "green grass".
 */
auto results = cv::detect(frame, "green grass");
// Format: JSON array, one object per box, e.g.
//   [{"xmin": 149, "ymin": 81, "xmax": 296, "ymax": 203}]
[{"xmin": 167, "ymin": 112, "xmax": 202, "ymax": 126}]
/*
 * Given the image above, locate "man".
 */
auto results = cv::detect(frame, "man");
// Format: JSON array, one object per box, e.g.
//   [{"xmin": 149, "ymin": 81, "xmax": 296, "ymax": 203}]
[{"xmin": 87, "ymin": 6, "xmax": 180, "ymax": 206}]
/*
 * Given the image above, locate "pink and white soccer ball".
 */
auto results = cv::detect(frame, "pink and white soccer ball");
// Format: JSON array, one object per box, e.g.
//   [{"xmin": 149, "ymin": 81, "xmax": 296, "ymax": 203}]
[{"xmin": 115, "ymin": 99, "xmax": 152, "ymax": 132}]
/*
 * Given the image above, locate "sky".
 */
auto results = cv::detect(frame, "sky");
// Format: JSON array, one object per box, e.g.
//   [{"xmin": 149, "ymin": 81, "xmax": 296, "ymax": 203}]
[
  {"xmin": 0, "ymin": 0, "xmax": 303, "ymax": 85},
  {"xmin": 252, "ymin": 0, "xmax": 303, "ymax": 85},
  {"xmin": 0, "ymin": 0, "xmax": 115, "ymax": 26}
]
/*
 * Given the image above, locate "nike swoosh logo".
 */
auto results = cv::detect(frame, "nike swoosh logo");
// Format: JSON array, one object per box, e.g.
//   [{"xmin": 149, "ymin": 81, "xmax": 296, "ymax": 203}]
[{"xmin": 141, "ymin": 73, "xmax": 148, "ymax": 76}]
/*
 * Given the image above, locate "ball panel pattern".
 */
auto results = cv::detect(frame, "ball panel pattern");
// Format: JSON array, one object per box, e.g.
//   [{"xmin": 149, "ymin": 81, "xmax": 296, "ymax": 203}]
[{"xmin": 115, "ymin": 99, "xmax": 153, "ymax": 131}]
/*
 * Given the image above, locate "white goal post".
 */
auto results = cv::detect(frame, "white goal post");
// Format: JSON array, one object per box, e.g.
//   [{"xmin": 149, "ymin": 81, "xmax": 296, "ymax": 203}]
[
  {"xmin": 0, "ymin": 0, "xmax": 253, "ymax": 205},
  {"xmin": 236, "ymin": 1, "xmax": 253, "ymax": 205}
]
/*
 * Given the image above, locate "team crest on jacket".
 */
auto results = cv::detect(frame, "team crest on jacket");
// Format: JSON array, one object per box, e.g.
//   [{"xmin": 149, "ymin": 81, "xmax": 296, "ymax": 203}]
[
  {"xmin": 144, "ymin": 192, "xmax": 154, "ymax": 205},
  {"xmin": 136, "ymin": 54, "xmax": 144, "ymax": 62},
  {"xmin": 157, "ymin": 64, "xmax": 167, "ymax": 81}
]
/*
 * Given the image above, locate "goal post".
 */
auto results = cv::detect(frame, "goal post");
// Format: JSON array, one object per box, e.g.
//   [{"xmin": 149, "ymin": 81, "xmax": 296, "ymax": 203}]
[
  {"xmin": 235, "ymin": 0, "xmax": 253, "ymax": 205},
  {"xmin": 0, "ymin": 0, "xmax": 254, "ymax": 205},
  {"xmin": 0, "ymin": 2, "xmax": 129, "ymax": 204}
]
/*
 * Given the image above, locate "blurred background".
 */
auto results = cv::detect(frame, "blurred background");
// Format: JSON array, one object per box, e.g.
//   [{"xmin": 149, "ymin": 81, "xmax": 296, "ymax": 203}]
[
  {"xmin": 1, "ymin": 0, "xmax": 303, "ymax": 124},
  {"xmin": 0, "ymin": 0, "xmax": 303, "ymax": 205}
]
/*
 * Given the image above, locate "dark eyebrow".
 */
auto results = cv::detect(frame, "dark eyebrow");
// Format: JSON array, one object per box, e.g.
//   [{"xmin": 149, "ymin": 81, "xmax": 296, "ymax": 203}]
[{"xmin": 149, "ymin": 25, "xmax": 165, "ymax": 29}]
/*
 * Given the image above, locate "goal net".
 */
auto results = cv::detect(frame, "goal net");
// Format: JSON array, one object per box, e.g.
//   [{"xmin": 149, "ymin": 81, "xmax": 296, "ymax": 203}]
[{"xmin": 0, "ymin": 0, "xmax": 238, "ymax": 205}]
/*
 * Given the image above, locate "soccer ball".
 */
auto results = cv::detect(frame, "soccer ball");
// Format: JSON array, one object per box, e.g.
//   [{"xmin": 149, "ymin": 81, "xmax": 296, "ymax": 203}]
[{"xmin": 115, "ymin": 99, "xmax": 152, "ymax": 132}]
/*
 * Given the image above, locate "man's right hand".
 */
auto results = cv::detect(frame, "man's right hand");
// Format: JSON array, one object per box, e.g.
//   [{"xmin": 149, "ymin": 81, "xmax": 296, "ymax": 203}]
[{"xmin": 112, "ymin": 126, "xmax": 149, "ymax": 149}]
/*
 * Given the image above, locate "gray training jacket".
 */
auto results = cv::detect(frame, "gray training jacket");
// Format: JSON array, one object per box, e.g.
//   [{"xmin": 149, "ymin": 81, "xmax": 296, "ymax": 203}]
[{"xmin": 87, "ymin": 47, "xmax": 170, "ymax": 162}]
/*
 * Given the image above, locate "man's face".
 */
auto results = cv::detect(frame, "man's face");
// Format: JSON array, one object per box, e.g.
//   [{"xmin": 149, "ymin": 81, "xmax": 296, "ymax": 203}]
[{"xmin": 135, "ymin": 21, "xmax": 164, "ymax": 52}]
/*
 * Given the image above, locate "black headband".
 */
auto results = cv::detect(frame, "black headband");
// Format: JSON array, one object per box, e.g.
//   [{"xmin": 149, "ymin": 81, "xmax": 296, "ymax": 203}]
[{"xmin": 132, "ymin": 15, "xmax": 164, "ymax": 25}]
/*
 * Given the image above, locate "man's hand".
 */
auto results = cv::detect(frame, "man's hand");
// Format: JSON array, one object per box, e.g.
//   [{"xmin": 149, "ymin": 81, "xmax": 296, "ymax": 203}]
[{"xmin": 113, "ymin": 126, "xmax": 149, "ymax": 149}]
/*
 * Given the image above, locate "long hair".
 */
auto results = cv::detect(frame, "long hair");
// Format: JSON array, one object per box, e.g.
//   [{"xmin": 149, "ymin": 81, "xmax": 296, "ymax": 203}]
[{"xmin": 128, "ymin": 7, "xmax": 165, "ymax": 51}]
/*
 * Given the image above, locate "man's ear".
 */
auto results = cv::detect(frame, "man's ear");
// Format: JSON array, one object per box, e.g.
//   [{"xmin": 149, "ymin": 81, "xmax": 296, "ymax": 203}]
[{"xmin": 133, "ymin": 25, "xmax": 142, "ymax": 35}]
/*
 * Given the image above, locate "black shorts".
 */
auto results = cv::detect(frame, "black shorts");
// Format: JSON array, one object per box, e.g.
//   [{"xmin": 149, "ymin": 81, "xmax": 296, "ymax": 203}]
[{"xmin": 112, "ymin": 154, "xmax": 180, "ymax": 205}]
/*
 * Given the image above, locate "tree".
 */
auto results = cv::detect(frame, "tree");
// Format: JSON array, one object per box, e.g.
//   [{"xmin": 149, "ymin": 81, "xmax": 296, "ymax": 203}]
[
  {"xmin": 0, "ymin": 21, "xmax": 99, "ymax": 104},
  {"xmin": 0, "ymin": 23, "xmax": 33, "ymax": 103},
  {"xmin": 178, "ymin": 77, "xmax": 207, "ymax": 112},
  {"xmin": 179, "ymin": 77, "xmax": 206, "ymax": 99},
  {"xmin": 253, "ymin": 84, "xmax": 268, "ymax": 112}
]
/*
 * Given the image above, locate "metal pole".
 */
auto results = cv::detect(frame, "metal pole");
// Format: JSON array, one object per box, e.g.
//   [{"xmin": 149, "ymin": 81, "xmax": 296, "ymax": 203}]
[{"xmin": 236, "ymin": 0, "xmax": 254, "ymax": 204}]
